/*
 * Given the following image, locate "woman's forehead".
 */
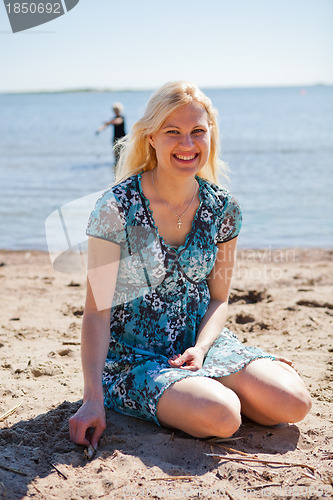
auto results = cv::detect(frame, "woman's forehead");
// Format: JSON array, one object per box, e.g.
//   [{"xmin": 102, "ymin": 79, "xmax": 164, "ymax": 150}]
[{"xmin": 161, "ymin": 102, "xmax": 209, "ymax": 127}]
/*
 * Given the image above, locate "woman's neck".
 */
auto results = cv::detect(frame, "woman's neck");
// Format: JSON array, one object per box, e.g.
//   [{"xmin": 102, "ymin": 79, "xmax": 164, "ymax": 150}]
[{"xmin": 151, "ymin": 168, "xmax": 197, "ymax": 209}]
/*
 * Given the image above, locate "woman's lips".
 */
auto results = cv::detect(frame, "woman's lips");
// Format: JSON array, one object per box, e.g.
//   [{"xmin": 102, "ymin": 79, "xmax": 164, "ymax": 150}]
[{"xmin": 173, "ymin": 153, "xmax": 199, "ymax": 161}]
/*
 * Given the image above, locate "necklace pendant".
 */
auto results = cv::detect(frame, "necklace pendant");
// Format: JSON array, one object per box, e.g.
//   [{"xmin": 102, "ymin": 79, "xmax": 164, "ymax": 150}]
[{"xmin": 177, "ymin": 218, "xmax": 182, "ymax": 229}]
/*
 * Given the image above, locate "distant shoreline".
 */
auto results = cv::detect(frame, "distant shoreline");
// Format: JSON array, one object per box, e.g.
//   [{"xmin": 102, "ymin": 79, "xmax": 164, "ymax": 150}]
[{"xmin": 1, "ymin": 83, "xmax": 332, "ymax": 96}]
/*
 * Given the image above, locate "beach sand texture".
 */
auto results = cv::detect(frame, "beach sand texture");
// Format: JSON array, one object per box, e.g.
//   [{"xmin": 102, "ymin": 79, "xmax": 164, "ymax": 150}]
[{"xmin": 0, "ymin": 249, "xmax": 332, "ymax": 499}]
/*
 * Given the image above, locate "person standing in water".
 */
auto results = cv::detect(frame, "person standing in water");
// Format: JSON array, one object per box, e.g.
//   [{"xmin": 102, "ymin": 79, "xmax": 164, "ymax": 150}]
[{"xmin": 96, "ymin": 102, "xmax": 126, "ymax": 166}]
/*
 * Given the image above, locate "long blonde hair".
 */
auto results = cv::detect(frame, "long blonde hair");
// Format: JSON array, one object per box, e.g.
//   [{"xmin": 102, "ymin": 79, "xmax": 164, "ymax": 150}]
[{"xmin": 115, "ymin": 81, "xmax": 228, "ymax": 184}]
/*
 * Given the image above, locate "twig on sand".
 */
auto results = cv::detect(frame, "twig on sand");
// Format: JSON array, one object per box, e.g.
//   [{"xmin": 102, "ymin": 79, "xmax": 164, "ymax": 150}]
[
  {"xmin": 31, "ymin": 483, "xmax": 45, "ymax": 497},
  {"xmin": 207, "ymin": 437, "xmax": 244, "ymax": 443},
  {"xmin": 150, "ymin": 476, "xmax": 196, "ymax": 481},
  {"xmin": 0, "ymin": 402, "xmax": 22, "ymax": 421},
  {"xmin": 225, "ymin": 489, "xmax": 238, "ymax": 500},
  {"xmin": 205, "ymin": 453, "xmax": 316, "ymax": 472},
  {"xmin": 48, "ymin": 462, "xmax": 68, "ymax": 480},
  {"xmin": 301, "ymin": 469, "xmax": 317, "ymax": 480},
  {"xmin": 246, "ymin": 483, "xmax": 283, "ymax": 490},
  {"xmin": 210, "ymin": 443, "xmax": 252, "ymax": 457},
  {"xmin": 242, "ymin": 463, "xmax": 280, "ymax": 478},
  {"xmin": 0, "ymin": 463, "xmax": 27, "ymax": 476}
]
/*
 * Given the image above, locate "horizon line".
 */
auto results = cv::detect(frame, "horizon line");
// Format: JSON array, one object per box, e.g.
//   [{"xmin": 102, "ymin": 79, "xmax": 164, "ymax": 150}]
[{"xmin": 1, "ymin": 82, "xmax": 332, "ymax": 95}]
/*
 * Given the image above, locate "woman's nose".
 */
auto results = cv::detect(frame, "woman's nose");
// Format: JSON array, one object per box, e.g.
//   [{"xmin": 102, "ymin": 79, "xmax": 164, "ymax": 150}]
[{"xmin": 179, "ymin": 134, "xmax": 194, "ymax": 148}]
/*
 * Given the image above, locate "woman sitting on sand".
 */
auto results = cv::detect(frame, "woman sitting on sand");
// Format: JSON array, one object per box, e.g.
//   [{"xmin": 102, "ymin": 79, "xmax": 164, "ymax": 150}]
[{"xmin": 69, "ymin": 81, "xmax": 312, "ymax": 450}]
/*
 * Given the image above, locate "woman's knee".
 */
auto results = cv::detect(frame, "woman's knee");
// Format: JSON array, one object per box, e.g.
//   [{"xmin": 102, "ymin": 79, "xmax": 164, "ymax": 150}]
[
  {"xmin": 283, "ymin": 384, "xmax": 312, "ymax": 423},
  {"xmin": 260, "ymin": 381, "xmax": 312, "ymax": 425},
  {"xmin": 221, "ymin": 360, "xmax": 312, "ymax": 426},
  {"xmin": 271, "ymin": 365, "xmax": 312, "ymax": 423},
  {"xmin": 203, "ymin": 390, "xmax": 242, "ymax": 437},
  {"xmin": 157, "ymin": 378, "xmax": 241, "ymax": 438}
]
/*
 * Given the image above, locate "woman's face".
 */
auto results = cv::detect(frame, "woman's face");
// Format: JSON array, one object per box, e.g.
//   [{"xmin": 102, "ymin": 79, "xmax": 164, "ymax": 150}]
[{"xmin": 149, "ymin": 102, "xmax": 211, "ymax": 178}]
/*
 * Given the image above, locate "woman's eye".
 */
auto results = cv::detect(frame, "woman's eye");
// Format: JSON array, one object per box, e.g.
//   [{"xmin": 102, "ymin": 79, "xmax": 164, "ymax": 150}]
[
  {"xmin": 166, "ymin": 130, "xmax": 180, "ymax": 135},
  {"xmin": 192, "ymin": 128, "xmax": 205, "ymax": 134}
]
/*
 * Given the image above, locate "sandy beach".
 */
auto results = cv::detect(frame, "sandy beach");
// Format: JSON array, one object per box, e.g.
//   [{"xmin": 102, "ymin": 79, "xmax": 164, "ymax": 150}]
[{"xmin": 0, "ymin": 248, "xmax": 332, "ymax": 499}]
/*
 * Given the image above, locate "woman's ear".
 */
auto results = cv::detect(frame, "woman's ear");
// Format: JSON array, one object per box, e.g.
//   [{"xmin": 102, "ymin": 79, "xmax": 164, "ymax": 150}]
[{"xmin": 148, "ymin": 134, "xmax": 155, "ymax": 148}]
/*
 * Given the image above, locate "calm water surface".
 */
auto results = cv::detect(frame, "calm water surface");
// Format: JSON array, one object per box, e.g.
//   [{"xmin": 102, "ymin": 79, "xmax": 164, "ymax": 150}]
[{"xmin": 0, "ymin": 86, "xmax": 332, "ymax": 251}]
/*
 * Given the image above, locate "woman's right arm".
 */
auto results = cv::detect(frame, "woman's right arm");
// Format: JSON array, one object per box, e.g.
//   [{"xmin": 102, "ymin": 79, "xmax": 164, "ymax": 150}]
[{"xmin": 69, "ymin": 237, "xmax": 120, "ymax": 449}]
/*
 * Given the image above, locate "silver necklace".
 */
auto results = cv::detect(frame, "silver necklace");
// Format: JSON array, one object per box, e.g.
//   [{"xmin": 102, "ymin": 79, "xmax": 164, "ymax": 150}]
[{"xmin": 151, "ymin": 170, "xmax": 198, "ymax": 229}]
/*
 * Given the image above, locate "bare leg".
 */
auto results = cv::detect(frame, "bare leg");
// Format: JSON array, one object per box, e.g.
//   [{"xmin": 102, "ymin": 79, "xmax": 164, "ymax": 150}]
[
  {"xmin": 156, "ymin": 376, "xmax": 241, "ymax": 438},
  {"xmin": 218, "ymin": 358, "xmax": 312, "ymax": 426}
]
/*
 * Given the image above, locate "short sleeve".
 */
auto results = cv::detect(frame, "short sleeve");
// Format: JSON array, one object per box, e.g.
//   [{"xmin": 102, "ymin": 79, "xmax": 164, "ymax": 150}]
[
  {"xmin": 216, "ymin": 194, "xmax": 242, "ymax": 243},
  {"xmin": 86, "ymin": 189, "xmax": 126, "ymax": 245}
]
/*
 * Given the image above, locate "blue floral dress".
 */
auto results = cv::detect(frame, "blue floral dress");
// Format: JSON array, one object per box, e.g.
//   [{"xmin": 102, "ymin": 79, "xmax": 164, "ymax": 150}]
[{"xmin": 86, "ymin": 172, "xmax": 274, "ymax": 425}]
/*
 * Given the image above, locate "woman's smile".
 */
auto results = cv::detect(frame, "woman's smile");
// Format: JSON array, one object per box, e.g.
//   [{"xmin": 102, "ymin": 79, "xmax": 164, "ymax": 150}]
[
  {"xmin": 149, "ymin": 101, "xmax": 211, "ymax": 177},
  {"xmin": 173, "ymin": 153, "xmax": 199, "ymax": 162}
]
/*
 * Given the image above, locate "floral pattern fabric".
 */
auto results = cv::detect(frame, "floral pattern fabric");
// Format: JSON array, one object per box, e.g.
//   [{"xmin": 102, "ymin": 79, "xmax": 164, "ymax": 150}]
[{"xmin": 86, "ymin": 172, "xmax": 274, "ymax": 425}]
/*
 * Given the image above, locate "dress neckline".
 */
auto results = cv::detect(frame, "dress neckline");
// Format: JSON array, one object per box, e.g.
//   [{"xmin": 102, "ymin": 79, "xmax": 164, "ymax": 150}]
[{"xmin": 137, "ymin": 171, "xmax": 204, "ymax": 254}]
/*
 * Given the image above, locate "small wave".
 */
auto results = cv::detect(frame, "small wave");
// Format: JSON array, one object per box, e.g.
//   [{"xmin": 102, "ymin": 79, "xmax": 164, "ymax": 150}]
[
  {"xmin": 71, "ymin": 162, "xmax": 114, "ymax": 170},
  {"xmin": 224, "ymin": 148, "xmax": 332, "ymax": 155}
]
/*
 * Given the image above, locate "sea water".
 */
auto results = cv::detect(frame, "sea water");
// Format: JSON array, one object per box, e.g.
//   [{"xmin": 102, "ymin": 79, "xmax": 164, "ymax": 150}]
[{"xmin": 0, "ymin": 86, "xmax": 332, "ymax": 251}]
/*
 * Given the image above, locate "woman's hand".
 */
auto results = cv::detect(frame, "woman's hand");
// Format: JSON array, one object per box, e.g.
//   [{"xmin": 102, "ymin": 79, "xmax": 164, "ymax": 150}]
[
  {"xmin": 275, "ymin": 355, "xmax": 298, "ymax": 373},
  {"xmin": 69, "ymin": 399, "xmax": 106, "ymax": 449},
  {"xmin": 168, "ymin": 346, "xmax": 205, "ymax": 371}
]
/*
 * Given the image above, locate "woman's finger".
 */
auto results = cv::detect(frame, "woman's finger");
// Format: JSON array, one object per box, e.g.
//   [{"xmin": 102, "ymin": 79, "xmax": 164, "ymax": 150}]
[
  {"xmin": 169, "ymin": 353, "xmax": 185, "ymax": 365},
  {"xmin": 68, "ymin": 416, "xmax": 76, "ymax": 443},
  {"xmin": 179, "ymin": 364, "xmax": 200, "ymax": 371},
  {"xmin": 276, "ymin": 356, "xmax": 294, "ymax": 366},
  {"xmin": 91, "ymin": 422, "xmax": 106, "ymax": 449},
  {"xmin": 74, "ymin": 420, "xmax": 93, "ymax": 447}
]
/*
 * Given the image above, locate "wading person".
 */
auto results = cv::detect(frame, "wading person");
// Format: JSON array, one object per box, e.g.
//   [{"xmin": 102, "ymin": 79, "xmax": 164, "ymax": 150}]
[{"xmin": 96, "ymin": 102, "xmax": 126, "ymax": 166}]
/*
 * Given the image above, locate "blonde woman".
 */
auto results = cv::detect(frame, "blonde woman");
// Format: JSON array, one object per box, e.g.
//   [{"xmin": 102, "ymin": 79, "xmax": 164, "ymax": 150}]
[{"xmin": 69, "ymin": 82, "xmax": 311, "ymax": 449}]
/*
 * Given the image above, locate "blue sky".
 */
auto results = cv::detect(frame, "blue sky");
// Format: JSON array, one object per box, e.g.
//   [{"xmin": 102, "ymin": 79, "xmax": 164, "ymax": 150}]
[{"xmin": 1, "ymin": 0, "xmax": 332, "ymax": 92}]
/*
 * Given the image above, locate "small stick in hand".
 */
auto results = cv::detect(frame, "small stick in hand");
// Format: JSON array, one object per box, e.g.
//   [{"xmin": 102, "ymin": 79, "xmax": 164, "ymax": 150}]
[
  {"xmin": 84, "ymin": 444, "xmax": 97, "ymax": 460},
  {"xmin": 83, "ymin": 427, "xmax": 98, "ymax": 460}
]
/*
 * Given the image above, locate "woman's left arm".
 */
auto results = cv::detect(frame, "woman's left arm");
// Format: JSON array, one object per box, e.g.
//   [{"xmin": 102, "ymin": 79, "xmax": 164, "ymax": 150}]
[{"xmin": 168, "ymin": 237, "xmax": 238, "ymax": 371}]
